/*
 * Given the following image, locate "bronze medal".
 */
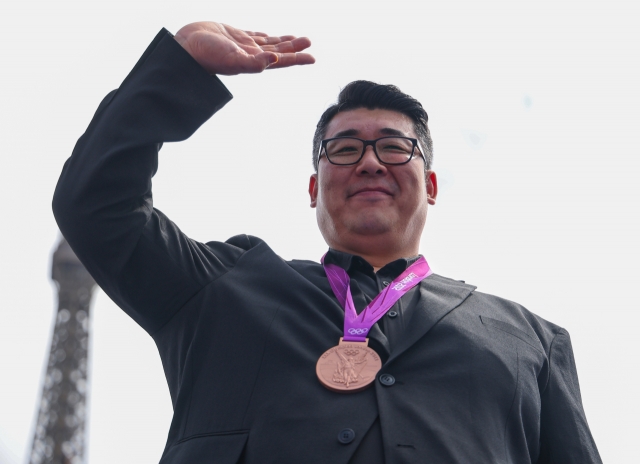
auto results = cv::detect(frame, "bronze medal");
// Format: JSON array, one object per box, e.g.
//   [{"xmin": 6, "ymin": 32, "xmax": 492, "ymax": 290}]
[{"xmin": 316, "ymin": 338, "xmax": 382, "ymax": 393}]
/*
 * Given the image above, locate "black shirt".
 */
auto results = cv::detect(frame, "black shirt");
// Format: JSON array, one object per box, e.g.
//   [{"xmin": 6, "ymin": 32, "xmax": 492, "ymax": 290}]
[
  {"xmin": 324, "ymin": 249, "xmax": 423, "ymax": 464},
  {"xmin": 324, "ymin": 249, "xmax": 423, "ymax": 354}
]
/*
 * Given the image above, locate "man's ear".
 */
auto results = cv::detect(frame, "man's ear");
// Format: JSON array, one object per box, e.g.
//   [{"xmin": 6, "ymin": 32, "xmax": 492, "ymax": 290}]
[
  {"xmin": 309, "ymin": 174, "xmax": 318, "ymax": 208},
  {"xmin": 426, "ymin": 170, "xmax": 438, "ymax": 206}
]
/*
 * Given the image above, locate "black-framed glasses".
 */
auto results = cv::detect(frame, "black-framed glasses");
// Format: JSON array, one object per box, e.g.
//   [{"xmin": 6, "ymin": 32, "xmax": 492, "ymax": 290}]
[{"xmin": 319, "ymin": 136, "xmax": 425, "ymax": 166}]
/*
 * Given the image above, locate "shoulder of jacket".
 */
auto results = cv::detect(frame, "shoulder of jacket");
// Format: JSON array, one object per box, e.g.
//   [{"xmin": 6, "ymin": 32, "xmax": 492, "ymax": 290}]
[
  {"xmin": 223, "ymin": 234, "xmax": 266, "ymax": 251},
  {"xmin": 428, "ymin": 272, "xmax": 477, "ymax": 289},
  {"xmin": 469, "ymin": 290, "xmax": 566, "ymax": 352}
]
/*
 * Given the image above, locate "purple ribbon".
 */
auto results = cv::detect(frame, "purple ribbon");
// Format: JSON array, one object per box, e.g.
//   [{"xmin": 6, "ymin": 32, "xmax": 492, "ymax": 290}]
[{"xmin": 322, "ymin": 255, "xmax": 433, "ymax": 342}]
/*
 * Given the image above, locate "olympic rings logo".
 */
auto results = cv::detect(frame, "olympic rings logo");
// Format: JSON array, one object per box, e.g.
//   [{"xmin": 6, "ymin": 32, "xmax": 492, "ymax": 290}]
[{"xmin": 347, "ymin": 328, "xmax": 369, "ymax": 335}]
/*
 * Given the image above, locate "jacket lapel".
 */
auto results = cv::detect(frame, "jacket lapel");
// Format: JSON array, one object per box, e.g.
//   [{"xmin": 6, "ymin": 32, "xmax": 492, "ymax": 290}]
[{"xmin": 385, "ymin": 274, "xmax": 476, "ymax": 365}]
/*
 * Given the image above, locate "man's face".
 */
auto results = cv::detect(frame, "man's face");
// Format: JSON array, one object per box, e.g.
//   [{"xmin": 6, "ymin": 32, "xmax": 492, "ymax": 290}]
[{"xmin": 309, "ymin": 108, "xmax": 437, "ymax": 256}]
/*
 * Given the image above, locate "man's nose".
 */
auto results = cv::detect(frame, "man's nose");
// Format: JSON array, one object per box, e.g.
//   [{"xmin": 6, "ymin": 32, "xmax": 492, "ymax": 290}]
[{"xmin": 356, "ymin": 145, "xmax": 387, "ymax": 175}]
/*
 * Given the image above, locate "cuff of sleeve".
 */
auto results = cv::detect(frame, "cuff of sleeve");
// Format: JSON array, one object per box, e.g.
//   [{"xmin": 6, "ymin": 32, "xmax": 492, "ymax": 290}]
[{"xmin": 120, "ymin": 28, "xmax": 233, "ymax": 118}]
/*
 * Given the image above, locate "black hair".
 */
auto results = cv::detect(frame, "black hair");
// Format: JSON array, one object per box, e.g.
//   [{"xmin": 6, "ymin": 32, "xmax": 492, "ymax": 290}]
[{"xmin": 312, "ymin": 80, "xmax": 433, "ymax": 171}]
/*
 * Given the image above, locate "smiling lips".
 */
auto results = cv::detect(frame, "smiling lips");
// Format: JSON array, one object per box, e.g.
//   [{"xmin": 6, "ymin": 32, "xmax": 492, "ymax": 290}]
[{"xmin": 348, "ymin": 186, "xmax": 394, "ymax": 198}]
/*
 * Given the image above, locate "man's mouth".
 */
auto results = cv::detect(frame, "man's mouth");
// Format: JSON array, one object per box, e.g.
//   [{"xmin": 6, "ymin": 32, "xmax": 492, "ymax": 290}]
[{"xmin": 348, "ymin": 187, "xmax": 394, "ymax": 198}]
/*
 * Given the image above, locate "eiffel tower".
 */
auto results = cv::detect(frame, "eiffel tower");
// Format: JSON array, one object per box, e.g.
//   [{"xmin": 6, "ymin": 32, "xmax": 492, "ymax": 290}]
[{"xmin": 28, "ymin": 237, "xmax": 97, "ymax": 464}]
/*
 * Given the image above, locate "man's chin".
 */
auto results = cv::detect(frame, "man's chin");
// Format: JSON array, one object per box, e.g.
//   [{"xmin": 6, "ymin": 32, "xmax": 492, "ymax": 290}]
[{"xmin": 346, "ymin": 216, "xmax": 394, "ymax": 236}]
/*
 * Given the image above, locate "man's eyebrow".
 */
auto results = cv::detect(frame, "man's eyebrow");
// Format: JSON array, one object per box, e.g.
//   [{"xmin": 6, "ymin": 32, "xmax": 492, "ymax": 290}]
[
  {"xmin": 379, "ymin": 128, "xmax": 407, "ymax": 136},
  {"xmin": 333, "ymin": 129, "xmax": 359, "ymax": 138},
  {"xmin": 332, "ymin": 127, "xmax": 408, "ymax": 138}
]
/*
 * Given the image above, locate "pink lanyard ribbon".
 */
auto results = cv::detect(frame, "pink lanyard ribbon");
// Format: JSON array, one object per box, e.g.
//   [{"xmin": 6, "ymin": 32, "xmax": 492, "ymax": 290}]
[{"xmin": 322, "ymin": 255, "xmax": 433, "ymax": 342}]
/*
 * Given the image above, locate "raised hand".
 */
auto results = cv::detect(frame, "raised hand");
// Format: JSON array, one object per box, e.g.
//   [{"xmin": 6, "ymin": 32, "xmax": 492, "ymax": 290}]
[{"xmin": 174, "ymin": 22, "xmax": 315, "ymax": 75}]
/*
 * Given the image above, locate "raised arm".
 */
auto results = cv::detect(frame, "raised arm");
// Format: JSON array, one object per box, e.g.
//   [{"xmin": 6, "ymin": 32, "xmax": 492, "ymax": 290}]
[{"xmin": 52, "ymin": 23, "xmax": 314, "ymax": 334}]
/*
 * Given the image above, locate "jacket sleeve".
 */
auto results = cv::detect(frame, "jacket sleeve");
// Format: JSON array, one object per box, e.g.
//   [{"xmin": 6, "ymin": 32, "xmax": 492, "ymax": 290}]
[
  {"xmin": 52, "ymin": 28, "xmax": 240, "ymax": 335},
  {"xmin": 538, "ymin": 330, "xmax": 602, "ymax": 463}
]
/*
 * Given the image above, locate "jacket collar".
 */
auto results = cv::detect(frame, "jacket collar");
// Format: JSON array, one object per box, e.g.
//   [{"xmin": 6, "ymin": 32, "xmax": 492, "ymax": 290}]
[{"xmin": 385, "ymin": 274, "xmax": 476, "ymax": 365}]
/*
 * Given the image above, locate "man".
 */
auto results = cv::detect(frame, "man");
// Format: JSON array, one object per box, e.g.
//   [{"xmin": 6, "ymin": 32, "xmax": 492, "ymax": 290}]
[{"xmin": 53, "ymin": 21, "xmax": 601, "ymax": 463}]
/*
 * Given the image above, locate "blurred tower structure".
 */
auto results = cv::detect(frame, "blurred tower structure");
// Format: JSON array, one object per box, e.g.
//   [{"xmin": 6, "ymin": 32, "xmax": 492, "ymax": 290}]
[{"xmin": 28, "ymin": 238, "xmax": 97, "ymax": 464}]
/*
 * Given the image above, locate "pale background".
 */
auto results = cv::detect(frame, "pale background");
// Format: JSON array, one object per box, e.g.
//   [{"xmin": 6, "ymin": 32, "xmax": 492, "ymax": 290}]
[{"xmin": 1, "ymin": 0, "xmax": 638, "ymax": 462}]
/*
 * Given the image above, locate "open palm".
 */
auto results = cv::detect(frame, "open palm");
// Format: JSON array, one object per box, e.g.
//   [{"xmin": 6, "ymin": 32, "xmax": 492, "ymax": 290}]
[{"xmin": 174, "ymin": 22, "xmax": 315, "ymax": 75}]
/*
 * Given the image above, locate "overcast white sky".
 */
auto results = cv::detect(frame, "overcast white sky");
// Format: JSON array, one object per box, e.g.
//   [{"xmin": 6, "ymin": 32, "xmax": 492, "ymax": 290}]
[{"xmin": 1, "ymin": 0, "xmax": 638, "ymax": 462}]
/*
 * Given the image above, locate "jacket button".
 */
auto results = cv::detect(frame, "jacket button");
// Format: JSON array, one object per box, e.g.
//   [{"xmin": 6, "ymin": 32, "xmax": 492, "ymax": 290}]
[
  {"xmin": 388, "ymin": 310, "xmax": 398, "ymax": 318},
  {"xmin": 338, "ymin": 428, "xmax": 356, "ymax": 444},
  {"xmin": 379, "ymin": 374, "xmax": 396, "ymax": 386},
  {"xmin": 382, "ymin": 281, "xmax": 390, "ymax": 286}
]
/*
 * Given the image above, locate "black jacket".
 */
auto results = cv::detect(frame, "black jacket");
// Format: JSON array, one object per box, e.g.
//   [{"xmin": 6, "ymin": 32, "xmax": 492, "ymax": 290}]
[{"xmin": 52, "ymin": 29, "xmax": 602, "ymax": 464}]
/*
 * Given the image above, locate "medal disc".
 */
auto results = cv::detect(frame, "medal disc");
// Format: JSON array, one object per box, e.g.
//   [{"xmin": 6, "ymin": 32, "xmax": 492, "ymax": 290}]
[{"xmin": 316, "ymin": 338, "xmax": 382, "ymax": 393}]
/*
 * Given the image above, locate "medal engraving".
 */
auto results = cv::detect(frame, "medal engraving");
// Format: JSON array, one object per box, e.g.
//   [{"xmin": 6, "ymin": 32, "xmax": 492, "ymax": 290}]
[{"xmin": 316, "ymin": 338, "xmax": 382, "ymax": 393}]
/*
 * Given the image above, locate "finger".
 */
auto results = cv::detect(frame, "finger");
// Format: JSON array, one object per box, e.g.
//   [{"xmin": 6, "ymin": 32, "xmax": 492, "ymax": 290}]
[
  {"xmin": 260, "ymin": 37, "xmax": 312, "ymax": 54},
  {"xmin": 243, "ymin": 30, "xmax": 269, "ymax": 37},
  {"xmin": 266, "ymin": 52, "xmax": 316, "ymax": 69},
  {"xmin": 252, "ymin": 34, "xmax": 298, "ymax": 46}
]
